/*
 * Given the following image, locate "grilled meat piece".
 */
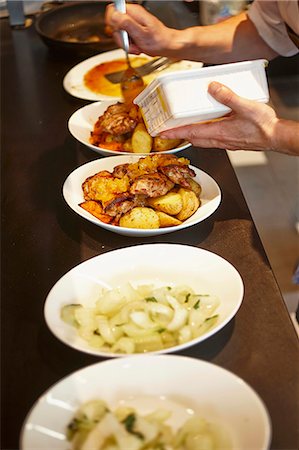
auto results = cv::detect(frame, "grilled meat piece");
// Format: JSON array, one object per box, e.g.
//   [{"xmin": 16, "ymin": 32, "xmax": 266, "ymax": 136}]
[
  {"xmin": 112, "ymin": 163, "xmax": 130, "ymax": 179},
  {"xmin": 104, "ymin": 193, "xmax": 135, "ymax": 218},
  {"xmin": 104, "ymin": 193, "xmax": 146, "ymax": 219},
  {"xmin": 130, "ymin": 173, "xmax": 174, "ymax": 198},
  {"xmin": 98, "ymin": 102, "xmax": 138, "ymax": 135},
  {"xmin": 159, "ymin": 164, "xmax": 196, "ymax": 189}
]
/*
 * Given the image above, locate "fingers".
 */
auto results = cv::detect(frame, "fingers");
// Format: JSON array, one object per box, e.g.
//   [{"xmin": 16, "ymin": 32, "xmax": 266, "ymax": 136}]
[
  {"xmin": 160, "ymin": 119, "xmax": 228, "ymax": 142},
  {"xmin": 106, "ymin": 4, "xmax": 145, "ymax": 54},
  {"xmin": 107, "ymin": 4, "xmax": 151, "ymax": 33},
  {"xmin": 208, "ymin": 81, "xmax": 257, "ymax": 115},
  {"xmin": 125, "ymin": 4, "xmax": 154, "ymax": 26}
]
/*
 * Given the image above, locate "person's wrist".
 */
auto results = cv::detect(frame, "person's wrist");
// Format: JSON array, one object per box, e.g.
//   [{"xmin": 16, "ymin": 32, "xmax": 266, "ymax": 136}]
[
  {"xmin": 159, "ymin": 28, "xmax": 183, "ymax": 56},
  {"xmin": 270, "ymin": 118, "xmax": 299, "ymax": 155},
  {"xmin": 266, "ymin": 117, "xmax": 280, "ymax": 152}
]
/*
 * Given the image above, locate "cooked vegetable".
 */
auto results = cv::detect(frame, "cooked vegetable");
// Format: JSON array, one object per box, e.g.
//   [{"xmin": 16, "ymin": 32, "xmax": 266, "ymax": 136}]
[
  {"xmin": 131, "ymin": 123, "xmax": 153, "ymax": 154},
  {"xmin": 119, "ymin": 207, "xmax": 160, "ymax": 229},
  {"xmin": 156, "ymin": 211, "xmax": 182, "ymax": 228},
  {"xmin": 147, "ymin": 192, "xmax": 183, "ymax": 216},
  {"xmin": 61, "ymin": 283, "xmax": 219, "ymax": 354},
  {"xmin": 176, "ymin": 188, "xmax": 200, "ymax": 221},
  {"xmin": 66, "ymin": 398, "xmax": 231, "ymax": 450},
  {"xmin": 188, "ymin": 178, "xmax": 202, "ymax": 198},
  {"xmin": 61, "ymin": 304, "xmax": 82, "ymax": 327},
  {"xmin": 123, "ymin": 138, "xmax": 133, "ymax": 153},
  {"xmin": 80, "ymin": 200, "xmax": 113, "ymax": 224},
  {"xmin": 153, "ymin": 137, "xmax": 183, "ymax": 152}
]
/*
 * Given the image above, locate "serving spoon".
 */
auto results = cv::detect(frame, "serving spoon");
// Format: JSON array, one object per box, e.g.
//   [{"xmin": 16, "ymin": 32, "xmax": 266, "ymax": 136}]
[{"xmin": 114, "ymin": 0, "xmax": 145, "ymax": 103}]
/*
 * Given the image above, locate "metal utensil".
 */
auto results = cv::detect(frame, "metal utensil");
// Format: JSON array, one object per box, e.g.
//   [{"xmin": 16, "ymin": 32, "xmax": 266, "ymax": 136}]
[
  {"xmin": 113, "ymin": 0, "xmax": 144, "ymax": 103},
  {"xmin": 114, "ymin": 0, "xmax": 130, "ymax": 60},
  {"xmin": 105, "ymin": 56, "xmax": 173, "ymax": 84}
]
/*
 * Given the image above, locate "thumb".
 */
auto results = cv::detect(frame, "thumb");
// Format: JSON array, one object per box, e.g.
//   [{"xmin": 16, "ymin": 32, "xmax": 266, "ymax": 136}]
[{"xmin": 208, "ymin": 81, "xmax": 255, "ymax": 114}]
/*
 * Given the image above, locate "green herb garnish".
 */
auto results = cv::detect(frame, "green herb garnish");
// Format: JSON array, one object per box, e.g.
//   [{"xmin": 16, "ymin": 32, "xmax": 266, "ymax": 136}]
[
  {"xmin": 145, "ymin": 297, "xmax": 158, "ymax": 302},
  {"xmin": 193, "ymin": 299, "xmax": 200, "ymax": 309},
  {"xmin": 185, "ymin": 293, "xmax": 191, "ymax": 303},
  {"xmin": 122, "ymin": 413, "xmax": 144, "ymax": 439},
  {"xmin": 205, "ymin": 314, "xmax": 219, "ymax": 322}
]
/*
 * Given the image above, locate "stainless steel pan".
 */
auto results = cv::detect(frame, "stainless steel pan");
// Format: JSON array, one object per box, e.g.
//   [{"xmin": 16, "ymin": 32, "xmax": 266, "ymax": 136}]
[{"xmin": 35, "ymin": 1, "xmax": 118, "ymax": 57}]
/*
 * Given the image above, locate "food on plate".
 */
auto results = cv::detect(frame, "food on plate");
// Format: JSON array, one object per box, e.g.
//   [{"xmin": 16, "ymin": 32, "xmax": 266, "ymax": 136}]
[
  {"xmin": 66, "ymin": 397, "xmax": 230, "ymax": 450},
  {"xmin": 153, "ymin": 137, "xmax": 183, "ymax": 152},
  {"xmin": 119, "ymin": 207, "xmax": 160, "ymax": 229},
  {"xmin": 89, "ymin": 102, "xmax": 183, "ymax": 153},
  {"xmin": 147, "ymin": 192, "xmax": 183, "ymax": 216},
  {"xmin": 60, "ymin": 283, "xmax": 219, "ymax": 354},
  {"xmin": 131, "ymin": 123, "xmax": 153, "ymax": 154},
  {"xmin": 176, "ymin": 188, "xmax": 200, "ymax": 221},
  {"xmin": 84, "ymin": 56, "xmax": 149, "ymax": 97},
  {"xmin": 155, "ymin": 211, "xmax": 183, "ymax": 228},
  {"xmin": 79, "ymin": 154, "xmax": 202, "ymax": 228}
]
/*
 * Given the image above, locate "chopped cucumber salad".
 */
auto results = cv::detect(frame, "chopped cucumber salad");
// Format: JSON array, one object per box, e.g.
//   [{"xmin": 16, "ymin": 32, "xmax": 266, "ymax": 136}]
[
  {"xmin": 66, "ymin": 399, "xmax": 231, "ymax": 450},
  {"xmin": 61, "ymin": 283, "xmax": 220, "ymax": 353}
]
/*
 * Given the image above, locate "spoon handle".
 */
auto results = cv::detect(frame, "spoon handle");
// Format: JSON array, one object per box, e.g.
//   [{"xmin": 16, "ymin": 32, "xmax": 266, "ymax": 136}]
[{"xmin": 114, "ymin": 0, "xmax": 130, "ymax": 55}]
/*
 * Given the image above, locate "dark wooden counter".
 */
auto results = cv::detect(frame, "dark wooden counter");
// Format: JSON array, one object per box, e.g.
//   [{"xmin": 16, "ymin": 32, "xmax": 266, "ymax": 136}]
[{"xmin": 1, "ymin": 16, "xmax": 298, "ymax": 450}]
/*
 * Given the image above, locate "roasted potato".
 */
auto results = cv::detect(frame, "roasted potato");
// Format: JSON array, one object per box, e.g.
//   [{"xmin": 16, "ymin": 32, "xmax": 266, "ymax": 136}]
[
  {"xmin": 153, "ymin": 137, "xmax": 183, "ymax": 152},
  {"xmin": 119, "ymin": 207, "xmax": 160, "ymax": 229},
  {"xmin": 176, "ymin": 188, "xmax": 200, "ymax": 221},
  {"xmin": 132, "ymin": 123, "xmax": 153, "ymax": 154},
  {"xmin": 188, "ymin": 178, "xmax": 202, "ymax": 198},
  {"xmin": 123, "ymin": 138, "xmax": 133, "ymax": 153},
  {"xmin": 147, "ymin": 192, "xmax": 183, "ymax": 216},
  {"xmin": 156, "ymin": 211, "xmax": 182, "ymax": 228}
]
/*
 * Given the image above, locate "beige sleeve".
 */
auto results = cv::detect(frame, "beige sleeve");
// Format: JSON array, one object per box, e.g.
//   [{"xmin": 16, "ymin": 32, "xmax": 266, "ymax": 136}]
[{"xmin": 247, "ymin": 0, "xmax": 298, "ymax": 57}]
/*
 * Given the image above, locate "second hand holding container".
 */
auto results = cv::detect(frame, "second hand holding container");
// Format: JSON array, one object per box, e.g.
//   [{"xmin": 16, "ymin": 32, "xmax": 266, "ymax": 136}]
[{"xmin": 134, "ymin": 59, "xmax": 269, "ymax": 136}]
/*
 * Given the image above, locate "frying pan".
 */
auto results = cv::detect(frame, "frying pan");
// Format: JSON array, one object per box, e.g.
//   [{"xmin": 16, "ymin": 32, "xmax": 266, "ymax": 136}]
[{"xmin": 35, "ymin": 1, "xmax": 118, "ymax": 57}]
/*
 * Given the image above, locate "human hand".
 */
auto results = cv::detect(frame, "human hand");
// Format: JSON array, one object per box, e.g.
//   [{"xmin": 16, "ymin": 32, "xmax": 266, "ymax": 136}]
[
  {"xmin": 160, "ymin": 81, "xmax": 279, "ymax": 152},
  {"xmin": 105, "ymin": 3, "xmax": 176, "ymax": 56}
]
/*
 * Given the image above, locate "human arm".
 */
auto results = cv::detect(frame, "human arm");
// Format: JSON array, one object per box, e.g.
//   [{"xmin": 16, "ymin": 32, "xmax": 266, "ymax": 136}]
[
  {"xmin": 160, "ymin": 82, "xmax": 299, "ymax": 156},
  {"xmin": 105, "ymin": 4, "xmax": 278, "ymax": 63}
]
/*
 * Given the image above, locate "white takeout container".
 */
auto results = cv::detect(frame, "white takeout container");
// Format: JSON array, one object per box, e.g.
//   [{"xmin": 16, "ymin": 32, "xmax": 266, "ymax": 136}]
[{"xmin": 134, "ymin": 59, "xmax": 269, "ymax": 136}]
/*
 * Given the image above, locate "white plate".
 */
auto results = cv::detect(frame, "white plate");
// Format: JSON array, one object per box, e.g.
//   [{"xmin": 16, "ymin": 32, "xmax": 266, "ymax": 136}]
[
  {"xmin": 68, "ymin": 100, "xmax": 191, "ymax": 156},
  {"xmin": 62, "ymin": 155, "xmax": 221, "ymax": 237},
  {"xmin": 20, "ymin": 354, "xmax": 271, "ymax": 450},
  {"xmin": 44, "ymin": 244, "xmax": 243, "ymax": 357},
  {"xmin": 63, "ymin": 48, "xmax": 203, "ymax": 101}
]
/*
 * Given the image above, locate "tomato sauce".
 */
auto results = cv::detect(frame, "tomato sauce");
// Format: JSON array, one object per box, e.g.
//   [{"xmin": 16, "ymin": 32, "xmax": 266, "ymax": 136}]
[{"xmin": 84, "ymin": 57, "xmax": 148, "ymax": 97}]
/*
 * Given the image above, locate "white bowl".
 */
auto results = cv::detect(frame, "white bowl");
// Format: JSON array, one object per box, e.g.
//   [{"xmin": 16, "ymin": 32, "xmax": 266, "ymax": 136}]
[
  {"xmin": 62, "ymin": 155, "xmax": 221, "ymax": 237},
  {"xmin": 20, "ymin": 355, "xmax": 271, "ymax": 450},
  {"xmin": 68, "ymin": 100, "xmax": 191, "ymax": 157},
  {"xmin": 44, "ymin": 244, "xmax": 244, "ymax": 357}
]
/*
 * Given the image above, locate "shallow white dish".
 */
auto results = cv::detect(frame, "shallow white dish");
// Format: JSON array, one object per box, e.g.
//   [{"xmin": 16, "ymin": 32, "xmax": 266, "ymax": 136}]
[
  {"xmin": 44, "ymin": 244, "xmax": 243, "ymax": 357},
  {"xmin": 68, "ymin": 100, "xmax": 191, "ymax": 156},
  {"xmin": 62, "ymin": 155, "xmax": 221, "ymax": 237},
  {"xmin": 20, "ymin": 354, "xmax": 271, "ymax": 450},
  {"xmin": 63, "ymin": 48, "xmax": 203, "ymax": 101}
]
